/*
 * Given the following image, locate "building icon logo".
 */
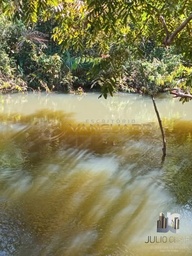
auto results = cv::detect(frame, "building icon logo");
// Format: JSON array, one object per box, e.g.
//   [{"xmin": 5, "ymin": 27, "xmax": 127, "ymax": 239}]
[{"xmin": 157, "ymin": 212, "xmax": 180, "ymax": 233}]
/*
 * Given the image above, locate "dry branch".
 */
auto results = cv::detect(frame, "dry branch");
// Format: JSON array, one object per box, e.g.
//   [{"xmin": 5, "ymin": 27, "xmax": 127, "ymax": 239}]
[{"xmin": 170, "ymin": 89, "xmax": 192, "ymax": 99}]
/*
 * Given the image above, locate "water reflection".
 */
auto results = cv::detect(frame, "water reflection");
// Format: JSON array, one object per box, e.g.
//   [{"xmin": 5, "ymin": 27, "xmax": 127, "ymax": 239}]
[
  {"xmin": 0, "ymin": 94, "xmax": 192, "ymax": 255},
  {"xmin": 163, "ymin": 120, "xmax": 192, "ymax": 207}
]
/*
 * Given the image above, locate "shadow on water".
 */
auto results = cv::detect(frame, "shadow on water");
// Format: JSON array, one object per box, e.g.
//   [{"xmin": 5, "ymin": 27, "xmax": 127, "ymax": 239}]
[{"xmin": 0, "ymin": 110, "xmax": 192, "ymax": 255}]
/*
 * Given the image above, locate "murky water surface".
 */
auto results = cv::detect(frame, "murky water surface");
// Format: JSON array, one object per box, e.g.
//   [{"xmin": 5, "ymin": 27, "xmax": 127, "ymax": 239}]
[{"xmin": 0, "ymin": 93, "xmax": 192, "ymax": 256}]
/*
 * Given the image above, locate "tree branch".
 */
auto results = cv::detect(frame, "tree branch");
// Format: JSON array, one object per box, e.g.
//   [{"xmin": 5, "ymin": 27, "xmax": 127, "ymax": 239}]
[
  {"xmin": 151, "ymin": 95, "xmax": 166, "ymax": 164},
  {"xmin": 159, "ymin": 15, "xmax": 170, "ymax": 42},
  {"xmin": 160, "ymin": 13, "xmax": 192, "ymax": 46},
  {"xmin": 170, "ymin": 89, "xmax": 192, "ymax": 99}
]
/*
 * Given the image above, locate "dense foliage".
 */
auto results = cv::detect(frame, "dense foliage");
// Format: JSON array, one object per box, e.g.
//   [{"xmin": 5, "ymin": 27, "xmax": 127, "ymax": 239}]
[{"xmin": 0, "ymin": 0, "xmax": 192, "ymax": 98}]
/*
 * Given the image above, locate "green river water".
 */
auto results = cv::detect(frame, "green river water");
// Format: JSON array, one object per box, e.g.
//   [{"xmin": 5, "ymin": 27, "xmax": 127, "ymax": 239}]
[{"xmin": 0, "ymin": 92, "xmax": 192, "ymax": 256}]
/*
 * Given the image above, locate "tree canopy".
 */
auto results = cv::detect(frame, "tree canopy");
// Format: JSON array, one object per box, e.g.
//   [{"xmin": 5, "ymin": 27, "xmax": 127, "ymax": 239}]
[
  {"xmin": 0, "ymin": 0, "xmax": 192, "ymax": 97},
  {"xmin": 1, "ymin": 0, "xmax": 192, "ymax": 50}
]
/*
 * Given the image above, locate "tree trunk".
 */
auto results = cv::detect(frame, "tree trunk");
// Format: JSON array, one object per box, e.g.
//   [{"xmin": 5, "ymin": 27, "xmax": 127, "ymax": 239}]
[{"xmin": 151, "ymin": 95, "xmax": 166, "ymax": 163}]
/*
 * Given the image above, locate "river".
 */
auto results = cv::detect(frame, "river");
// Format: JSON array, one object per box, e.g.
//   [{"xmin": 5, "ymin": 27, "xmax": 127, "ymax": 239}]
[{"xmin": 0, "ymin": 92, "xmax": 192, "ymax": 256}]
